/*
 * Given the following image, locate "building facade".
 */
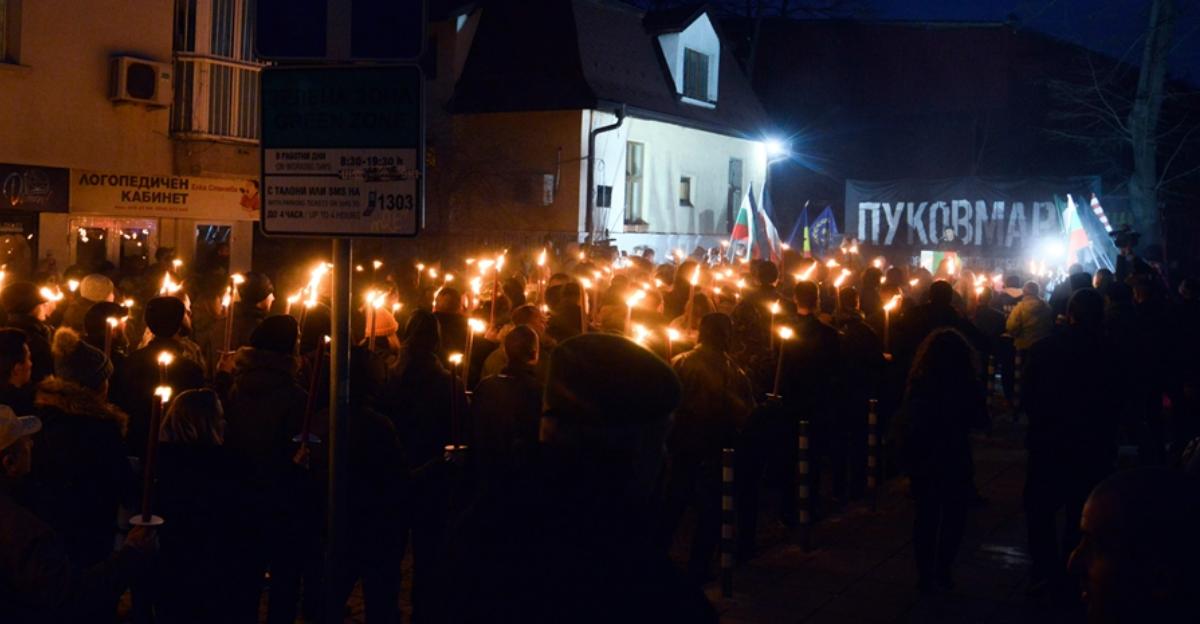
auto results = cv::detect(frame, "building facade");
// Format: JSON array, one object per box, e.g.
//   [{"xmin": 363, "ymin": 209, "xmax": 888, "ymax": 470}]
[
  {"xmin": 429, "ymin": 0, "xmax": 770, "ymax": 257},
  {"xmin": 0, "ymin": 0, "xmax": 259, "ymax": 281}
]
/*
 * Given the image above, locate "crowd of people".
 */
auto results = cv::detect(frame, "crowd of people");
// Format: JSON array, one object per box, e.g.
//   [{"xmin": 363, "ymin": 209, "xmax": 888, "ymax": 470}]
[{"xmin": 0, "ymin": 240, "xmax": 1198, "ymax": 623}]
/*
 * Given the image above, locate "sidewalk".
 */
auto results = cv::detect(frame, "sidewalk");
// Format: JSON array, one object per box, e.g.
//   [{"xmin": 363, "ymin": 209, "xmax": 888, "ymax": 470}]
[{"xmin": 701, "ymin": 420, "xmax": 1084, "ymax": 624}]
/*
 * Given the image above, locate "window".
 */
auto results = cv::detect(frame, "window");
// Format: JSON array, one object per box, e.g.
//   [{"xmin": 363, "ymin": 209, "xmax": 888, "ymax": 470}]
[
  {"xmin": 171, "ymin": 0, "xmax": 264, "ymax": 143},
  {"xmin": 624, "ymin": 142, "xmax": 644, "ymax": 223},
  {"xmin": 195, "ymin": 225, "xmax": 232, "ymax": 274},
  {"xmin": 727, "ymin": 158, "xmax": 743, "ymax": 229},
  {"xmin": 596, "ymin": 185, "xmax": 613, "ymax": 208},
  {"xmin": 683, "ymin": 48, "xmax": 709, "ymax": 101},
  {"xmin": 679, "ymin": 176, "xmax": 693, "ymax": 207},
  {"xmin": 0, "ymin": 0, "xmax": 20, "ymax": 64}
]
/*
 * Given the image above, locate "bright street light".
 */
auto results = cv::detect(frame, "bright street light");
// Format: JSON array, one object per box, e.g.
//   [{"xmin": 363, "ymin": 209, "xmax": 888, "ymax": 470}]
[{"xmin": 765, "ymin": 138, "xmax": 788, "ymax": 158}]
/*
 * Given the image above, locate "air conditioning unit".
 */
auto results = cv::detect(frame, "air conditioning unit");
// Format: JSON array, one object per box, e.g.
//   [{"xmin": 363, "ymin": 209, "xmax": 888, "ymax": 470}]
[{"xmin": 109, "ymin": 56, "xmax": 172, "ymax": 107}]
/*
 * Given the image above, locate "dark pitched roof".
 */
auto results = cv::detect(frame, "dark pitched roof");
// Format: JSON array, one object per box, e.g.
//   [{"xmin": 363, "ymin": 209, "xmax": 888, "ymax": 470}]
[
  {"xmin": 642, "ymin": 3, "xmax": 708, "ymax": 34},
  {"xmin": 448, "ymin": 0, "xmax": 768, "ymax": 139}
]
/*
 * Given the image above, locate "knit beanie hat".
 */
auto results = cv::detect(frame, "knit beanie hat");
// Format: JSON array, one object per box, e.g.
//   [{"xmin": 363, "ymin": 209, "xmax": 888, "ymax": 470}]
[
  {"xmin": 544, "ymin": 333, "xmax": 680, "ymax": 425},
  {"xmin": 1, "ymin": 282, "xmax": 47, "ymax": 315},
  {"xmin": 238, "ymin": 272, "xmax": 274, "ymax": 305},
  {"xmin": 145, "ymin": 296, "xmax": 186, "ymax": 337},
  {"xmin": 368, "ymin": 307, "xmax": 399, "ymax": 337},
  {"xmin": 79, "ymin": 274, "xmax": 115, "ymax": 302},
  {"xmin": 249, "ymin": 315, "xmax": 298, "ymax": 355},
  {"xmin": 52, "ymin": 328, "xmax": 112, "ymax": 391}
]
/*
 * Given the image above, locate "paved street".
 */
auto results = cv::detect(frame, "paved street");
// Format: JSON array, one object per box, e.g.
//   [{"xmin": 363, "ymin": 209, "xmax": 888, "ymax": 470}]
[{"xmin": 699, "ymin": 418, "xmax": 1084, "ymax": 624}]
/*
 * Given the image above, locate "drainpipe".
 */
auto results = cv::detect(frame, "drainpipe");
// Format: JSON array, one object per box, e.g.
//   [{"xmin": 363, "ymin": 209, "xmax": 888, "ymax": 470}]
[{"xmin": 585, "ymin": 105, "xmax": 626, "ymax": 244}]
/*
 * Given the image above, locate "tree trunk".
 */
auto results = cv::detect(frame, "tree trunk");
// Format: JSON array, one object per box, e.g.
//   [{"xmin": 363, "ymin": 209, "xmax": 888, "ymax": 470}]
[{"xmin": 1127, "ymin": 0, "xmax": 1174, "ymax": 237}]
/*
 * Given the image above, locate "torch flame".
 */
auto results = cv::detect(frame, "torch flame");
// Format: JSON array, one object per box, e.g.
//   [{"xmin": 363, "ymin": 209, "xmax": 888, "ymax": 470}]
[
  {"xmin": 883, "ymin": 295, "xmax": 902, "ymax": 312},
  {"xmin": 778, "ymin": 326, "xmax": 795, "ymax": 341},
  {"xmin": 157, "ymin": 352, "xmax": 174, "ymax": 367}
]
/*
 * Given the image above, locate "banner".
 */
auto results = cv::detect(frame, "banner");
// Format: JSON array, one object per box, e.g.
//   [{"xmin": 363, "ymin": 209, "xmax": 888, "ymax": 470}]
[
  {"xmin": 71, "ymin": 170, "xmax": 261, "ymax": 221},
  {"xmin": 844, "ymin": 176, "xmax": 1101, "ymax": 256},
  {"xmin": 1, "ymin": 163, "xmax": 70, "ymax": 213}
]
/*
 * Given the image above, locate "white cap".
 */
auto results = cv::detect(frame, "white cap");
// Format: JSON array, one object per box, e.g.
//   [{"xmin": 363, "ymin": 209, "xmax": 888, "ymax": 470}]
[{"xmin": 0, "ymin": 405, "xmax": 41, "ymax": 452}]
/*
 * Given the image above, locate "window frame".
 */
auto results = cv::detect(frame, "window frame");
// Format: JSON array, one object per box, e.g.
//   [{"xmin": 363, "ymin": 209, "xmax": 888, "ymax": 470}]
[
  {"xmin": 682, "ymin": 48, "xmax": 710, "ymax": 102},
  {"xmin": 624, "ymin": 141, "xmax": 645, "ymax": 224},
  {"xmin": 679, "ymin": 175, "xmax": 694, "ymax": 208}
]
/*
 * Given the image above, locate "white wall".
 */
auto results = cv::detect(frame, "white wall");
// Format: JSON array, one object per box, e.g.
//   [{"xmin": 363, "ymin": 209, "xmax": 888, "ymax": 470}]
[
  {"xmin": 591, "ymin": 115, "xmax": 766, "ymax": 241},
  {"xmin": 657, "ymin": 13, "xmax": 720, "ymax": 102}
]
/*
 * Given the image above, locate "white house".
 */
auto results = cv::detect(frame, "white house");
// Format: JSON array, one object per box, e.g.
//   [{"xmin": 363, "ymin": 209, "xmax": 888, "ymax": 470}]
[{"xmin": 429, "ymin": 0, "xmax": 770, "ymax": 257}]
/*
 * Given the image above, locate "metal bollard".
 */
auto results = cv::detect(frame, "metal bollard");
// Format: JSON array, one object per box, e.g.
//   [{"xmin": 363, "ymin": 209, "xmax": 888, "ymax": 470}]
[
  {"xmin": 720, "ymin": 448, "xmax": 736, "ymax": 598},
  {"xmin": 867, "ymin": 399, "xmax": 879, "ymax": 511},
  {"xmin": 987, "ymin": 355, "xmax": 996, "ymax": 397},
  {"xmin": 1013, "ymin": 350, "xmax": 1023, "ymax": 409},
  {"xmin": 798, "ymin": 420, "xmax": 812, "ymax": 551}
]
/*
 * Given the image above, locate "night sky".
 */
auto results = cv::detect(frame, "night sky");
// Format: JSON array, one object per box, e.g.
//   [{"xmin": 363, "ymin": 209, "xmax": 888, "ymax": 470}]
[{"xmin": 873, "ymin": 0, "xmax": 1200, "ymax": 83}]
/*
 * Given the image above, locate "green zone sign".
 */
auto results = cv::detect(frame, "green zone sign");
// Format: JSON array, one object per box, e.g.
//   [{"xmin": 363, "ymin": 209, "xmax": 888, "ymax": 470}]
[{"xmin": 260, "ymin": 65, "xmax": 423, "ymax": 237}]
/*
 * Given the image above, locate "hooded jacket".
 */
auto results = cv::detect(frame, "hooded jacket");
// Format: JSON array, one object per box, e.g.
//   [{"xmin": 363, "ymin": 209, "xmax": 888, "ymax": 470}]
[
  {"xmin": 116, "ymin": 337, "xmax": 207, "ymax": 458},
  {"xmin": 223, "ymin": 347, "xmax": 307, "ymax": 501},
  {"xmin": 669, "ymin": 344, "xmax": 755, "ymax": 459},
  {"xmin": 28, "ymin": 378, "xmax": 131, "ymax": 567}
]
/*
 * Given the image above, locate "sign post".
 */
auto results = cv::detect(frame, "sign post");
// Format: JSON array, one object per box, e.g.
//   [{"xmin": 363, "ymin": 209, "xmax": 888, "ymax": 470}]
[{"xmin": 258, "ymin": 5, "xmax": 425, "ymax": 619}]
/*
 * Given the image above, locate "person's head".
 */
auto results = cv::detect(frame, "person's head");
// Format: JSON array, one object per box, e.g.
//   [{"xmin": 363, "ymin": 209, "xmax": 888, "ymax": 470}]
[
  {"xmin": 1178, "ymin": 277, "xmax": 1199, "ymax": 301},
  {"xmin": 1004, "ymin": 274, "xmax": 1022, "ymax": 289},
  {"xmin": 511, "ymin": 304, "xmax": 547, "ymax": 336},
  {"xmin": 0, "ymin": 406, "xmax": 39, "ymax": 479},
  {"xmin": 793, "ymin": 281, "xmax": 819, "ymax": 313},
  {"xmin": 751, "ymin": 260, "xmax": 779, "ymax": 288},
  {"xmin": 1, "ymin": 282, "xmax": 48, "ymax": 320},
  {"xmin": 237, "ymin": 272, "xmax": 275, "ymax": 311},
  {"xmin": 145, "ymin": 296, "xmax": 187, "ymax": 338},
  {"xmin": 249, "ymin": 315, "xmax": 300, "ymax": 355},
  {"xmin": 641, "ymin": 248, "xmax": 655, "ymax": 261},
  {"xmin": 1068, "ymin": 288, "xmax": 1105, "ymax": 329},
  {"xmin": 0, "ymin": 329, "xmax": 31, "ymax": 388},
  {"xmin": 79, "ymin": 274, "xmax": 114, "ymax": 303},
  {"xmin": 1068, "ymin": 263, "xmax": 1085, "ymax": 276},
  {"xmin": 908, "ymin": 328, "xmax": 977, "ymax": 390},
  {"xmin": 929, "ymin": 280, "xmax": 955, "ymax": 307},
  {"xmin": 978, "ymin": 287, "xmax": 994, "ymax": 306},
  {"xmin": 885, "ymin": 266, "xmax": 907, "ymax": 290},
  {"xmin": 1094, "ymin": 268, "xmax": 1115, "ymax": 292},
  {"xmin": 51, "ymin": 328, "xmax": 112, "ymax": 395},
  {"xmin": 839, "ymin": 285, "xmax": 860, "ymax": 312},
  {"xmin": 541, "ymin": 334, "xmax": 680, "ymax": 501},
  {"xmin": 83, "ymin": 302, "xmax": 128, "ymax": 351},
  {"xmin": 403, "ymin": 309, "xmax": 441, "ymax": 354},
  {"xmin": 1068, "ymin": 467, "xmax": 1200, "ymax": 624},
  {"xmin": 503, "ymin": 324, "xmax": 539, "ymax": 367},
  {"xmin": 685, "ymin": 293, "xmax": 715, "ymax": 324},
  {"xmin": 1022, "ymin": 281, "xmax": 1041, "ymax": 298},
  {"xmin": 364, "ymin": 304, "xmax": 399, "ymax": 345},
  {"xmin": 159, "ymin": 389, "xmax": 224, "ymax": 445},
  {"xmin": 434, "ymin": 287, "xmax": 463, "ymax": 314},
  {"xmin": 698, "ymin": 312, "xmax": 733, "ymax": 353}
]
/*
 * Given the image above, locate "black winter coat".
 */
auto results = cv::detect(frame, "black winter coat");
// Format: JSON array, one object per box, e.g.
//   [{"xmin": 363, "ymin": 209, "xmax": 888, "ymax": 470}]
[
  {"xmin": 0, "ymin": 488, "xmax": 148, "ymax": 624},
  {"xmin": 28, "ymin": 378, "xmax": 132, "ymax": 567},
  {"xmin": 116, "ymin": 337, "xmax": 207, "ymax": 457}
]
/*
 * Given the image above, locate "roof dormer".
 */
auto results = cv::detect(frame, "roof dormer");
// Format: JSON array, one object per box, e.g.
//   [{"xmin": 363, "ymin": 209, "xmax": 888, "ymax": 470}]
[{"xmin": 650, "ymin": 8, "xmax": 720, "ymax": 108}]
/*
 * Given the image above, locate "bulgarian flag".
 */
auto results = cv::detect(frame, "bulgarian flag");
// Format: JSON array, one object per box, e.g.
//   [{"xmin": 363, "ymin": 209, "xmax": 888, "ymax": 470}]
[
  {"xmin": 1064, "ymin": 194, "xmax": 1089, "ymax": 265},
  {"xmin": 729, "ymin": 183, "xmax": 755, "ymax": 260}
]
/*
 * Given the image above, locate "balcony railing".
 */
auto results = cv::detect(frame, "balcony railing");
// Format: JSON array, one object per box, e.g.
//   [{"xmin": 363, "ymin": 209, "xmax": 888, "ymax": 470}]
[{"xmin": 171, "ymin": 53, "xmax": 265, "ymax": 144}]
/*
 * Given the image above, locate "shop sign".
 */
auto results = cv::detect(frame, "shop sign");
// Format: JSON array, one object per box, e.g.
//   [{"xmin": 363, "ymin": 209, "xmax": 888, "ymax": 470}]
[
  {"xmin": 70, "ymin": 171, "xmax": 261, "ymax": 221},
  {"xmin": 1, "ymin": 164, "xmax": 70, "ymax": 213}
]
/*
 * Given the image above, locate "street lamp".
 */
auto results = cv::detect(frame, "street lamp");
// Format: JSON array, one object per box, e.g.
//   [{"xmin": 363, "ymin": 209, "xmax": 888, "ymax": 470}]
[{"xmin": 765, "ymin": 137, "xmax": 788, "ymax": 159}]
